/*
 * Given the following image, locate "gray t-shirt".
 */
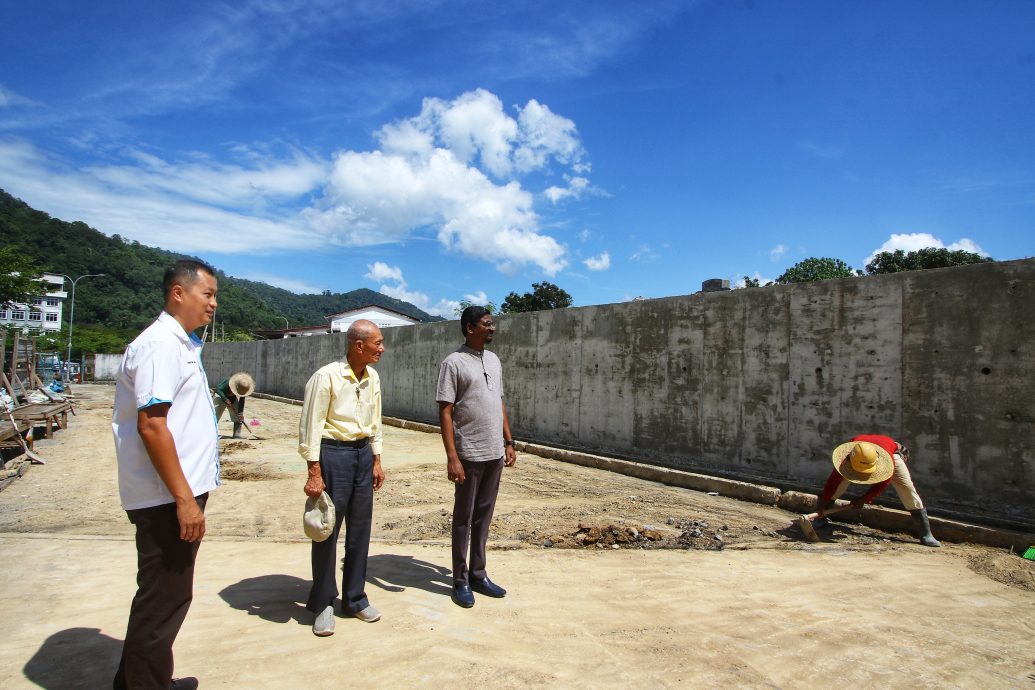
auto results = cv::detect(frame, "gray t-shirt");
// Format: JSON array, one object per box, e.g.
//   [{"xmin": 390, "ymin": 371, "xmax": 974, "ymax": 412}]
[{"xmin": 436, "ymin": 344, "xmax": 504, "ymax": 462}]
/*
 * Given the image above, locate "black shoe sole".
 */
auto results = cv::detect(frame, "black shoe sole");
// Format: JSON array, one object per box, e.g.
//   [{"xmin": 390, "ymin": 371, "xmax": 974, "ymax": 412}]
[{"xmin": 470, "ymin": 587, "xmax": 506, "ymax": 598}]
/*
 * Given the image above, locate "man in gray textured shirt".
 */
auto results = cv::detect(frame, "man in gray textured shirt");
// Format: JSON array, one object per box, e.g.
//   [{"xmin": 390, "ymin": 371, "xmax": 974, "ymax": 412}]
[{"xmin": 436, "ymin": 306, "xmax": 517, "ymax": 608}]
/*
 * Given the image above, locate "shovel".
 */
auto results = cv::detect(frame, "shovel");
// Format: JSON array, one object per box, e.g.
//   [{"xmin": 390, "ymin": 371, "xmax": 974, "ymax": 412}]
[
  {"xmin": 795, "ymin": 504, "xmax": 855, "ymax": 542},
  {"xmin": 220, "ymin": 396, "xmax": 265, "ymax": 440}
]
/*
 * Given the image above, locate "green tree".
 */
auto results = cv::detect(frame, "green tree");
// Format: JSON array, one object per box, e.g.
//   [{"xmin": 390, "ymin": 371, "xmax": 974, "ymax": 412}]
[
  {"xmin": 775, "ymin": 257, "xmax": 856, "ymax": 284},
  {"xmin": 865, "ymin": 247, "xmax": 993, "ymax": 275},
  {"xmin": 0, "ymin": 245, "xmax": 48, "ymax": 306},
  {"xmin": 500, "ymin": 281, "xmax": 573, "ymax": 313},
  {"xmin": 453, "ymin": 300, "xmax": 497, "ymax": 318}
]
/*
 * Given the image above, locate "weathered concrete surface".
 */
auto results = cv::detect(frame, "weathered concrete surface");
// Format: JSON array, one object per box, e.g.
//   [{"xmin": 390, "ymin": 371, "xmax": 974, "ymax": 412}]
[{"xmin": 205, "ymin": 259, "xmax": 1035, "ymax": 530}]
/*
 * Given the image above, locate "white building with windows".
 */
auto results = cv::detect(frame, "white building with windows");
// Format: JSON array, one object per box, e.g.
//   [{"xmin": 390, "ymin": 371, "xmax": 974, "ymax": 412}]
[
  {"xmin": 253, "ymin": 305, "xmax": 421, "ymax": 339},
  {"xmin": 0, "ymin": 273, "xmax": 66, "ymax": 333},
  {"xmin": 327, "ymin": 305, "xmax": 420, "ymax": 332}
]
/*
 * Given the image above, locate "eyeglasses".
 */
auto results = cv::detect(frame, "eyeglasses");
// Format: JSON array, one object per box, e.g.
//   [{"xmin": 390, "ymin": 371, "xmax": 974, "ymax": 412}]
[{"xmin": 480, "ymin": 354, "xmax": 493, "ymax": 390}]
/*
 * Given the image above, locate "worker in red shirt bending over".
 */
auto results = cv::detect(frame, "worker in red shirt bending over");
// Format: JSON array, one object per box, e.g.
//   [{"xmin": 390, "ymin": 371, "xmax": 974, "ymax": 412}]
[{"xmin": 816, "ymin": 434, "xmax": 941, "ymax": 547}]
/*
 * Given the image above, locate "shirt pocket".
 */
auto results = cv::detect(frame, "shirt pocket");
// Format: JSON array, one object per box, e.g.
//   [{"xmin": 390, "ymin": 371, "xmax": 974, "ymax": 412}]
[{"xmin": 354, "ymin": 390, "xmax": 375, "ymax": 428}]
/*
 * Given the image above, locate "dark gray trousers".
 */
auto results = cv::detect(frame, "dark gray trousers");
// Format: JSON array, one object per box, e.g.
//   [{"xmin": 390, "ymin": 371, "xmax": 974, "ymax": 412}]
[
  {"xmin": 113, "ymin": 494, "xmax": 207, "ymax": 690},
  {"xmin": 451, "ymin": 457, "xmax": 503, "ymax": 586},
  {"xmin": 306, "ymin": 442, "xmax": 373, "ymax": 614}
]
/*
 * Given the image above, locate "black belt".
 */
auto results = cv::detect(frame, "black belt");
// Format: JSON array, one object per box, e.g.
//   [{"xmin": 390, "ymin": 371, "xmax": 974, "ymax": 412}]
[{"xmin": 321, "ymin": 437, "xmax": 369, "ymax": 449}]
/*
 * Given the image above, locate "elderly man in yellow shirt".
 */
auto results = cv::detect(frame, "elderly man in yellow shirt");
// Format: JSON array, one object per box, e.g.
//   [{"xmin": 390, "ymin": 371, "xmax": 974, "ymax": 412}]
[{"xmin": 299, "ymin": 319, "xmax": 386, "ymax": 636}]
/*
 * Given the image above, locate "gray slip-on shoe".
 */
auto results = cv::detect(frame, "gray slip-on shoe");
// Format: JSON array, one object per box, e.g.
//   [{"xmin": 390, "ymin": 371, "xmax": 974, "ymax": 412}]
[
  {"xmin": 312, "ymin": 605, "xmax": 335, "ymax": 636},
  {"xmin": 353, "ymin": 605, "xmax": 381, "ymax": 623}
]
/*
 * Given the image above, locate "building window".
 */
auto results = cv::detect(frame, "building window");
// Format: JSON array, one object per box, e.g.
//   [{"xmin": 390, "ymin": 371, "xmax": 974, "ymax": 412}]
[
  {"xmin": 45, "ymin": 313, "xmax": 59, "ymax": 323},
  {"xmin": 32, "ymin": 298, "xmax": 43, "ymax": 305},
  {"xmin": 0, "ymin": 310, "xmax": 8, "ymax": 319},
  {"xmin": 29, "ymin": 311, "xmax": 42, "ymax": 321},
  {"xmin": 11, "ymin": 310, "xmax": 26, "ymax": 320},
  {"xmin": 46, "ymin": 297, "xmax": 59, "ymax": 307}
]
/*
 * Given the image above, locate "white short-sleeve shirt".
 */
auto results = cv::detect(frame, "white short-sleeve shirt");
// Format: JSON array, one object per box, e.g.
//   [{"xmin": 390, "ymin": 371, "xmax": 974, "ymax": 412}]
[{"xmin": 112, "ymin": 311, "xmax": 220, "ymax": 510}]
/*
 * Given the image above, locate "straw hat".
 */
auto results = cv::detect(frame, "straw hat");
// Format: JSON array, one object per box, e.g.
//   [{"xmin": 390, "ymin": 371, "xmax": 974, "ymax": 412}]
[
  {"xmin": 228, "ymin": 372, "xmax": 255, "ymax": 398},
  {"xmin": 831, "ymin": 441, "xmax": 894, "ymax": 484},
  {"xmin": 303, "ymin": 492, "xmax": 335, "ymax": 542}
]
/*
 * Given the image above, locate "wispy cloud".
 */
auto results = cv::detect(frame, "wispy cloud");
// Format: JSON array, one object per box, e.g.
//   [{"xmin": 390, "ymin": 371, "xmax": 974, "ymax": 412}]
[
  {"xmin": 0, "ymin": 88, "xmax": 588, "ymax": 273},
  {"xmin": 240, "ymin": 272, "xmax": 323, "ymax": 294},
  {"xmin": 364, "ymin": 261, "xmax": 480, "ymax": 318},
  {"xmin": 0, "ymin": 84, "xmax": 39, "ymax": 109},
  {"xmin": 769, "ymin": 243, "xmax": 788, "ymax": 261},
  {"xmin": 630, "ymin": 243, "xmax": 660, "ymax": 263},
  {"xmin": 0, "ymin": 139, "xmax": 319, "ymax": 254},
  {"xmin": 797, "ymin": 141, "xmax": 846, "ymax": 159}
]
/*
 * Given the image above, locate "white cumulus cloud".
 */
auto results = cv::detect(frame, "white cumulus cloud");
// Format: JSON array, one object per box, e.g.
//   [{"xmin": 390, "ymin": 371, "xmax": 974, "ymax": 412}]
[
  {"xmin": 583, "ymin": 251, "xmax": 611, "ymax": 271},
  {"xmin": 864, "ymin": 233, "xmax": 989, "ymax": 267},
  {"xmin": 305, "ymin": 88, "xmax": 586, "ymax": 274},
  {"xmin": 544, "ymin": 176, "xmax": 590, "ymax": 204},
  {"xmin": 364, "ymin": 261, "xmax": 405, "ymax": 284},
  {"xmin": 732, "ymin": 271, "xmax": 776, "ymax": 288}
]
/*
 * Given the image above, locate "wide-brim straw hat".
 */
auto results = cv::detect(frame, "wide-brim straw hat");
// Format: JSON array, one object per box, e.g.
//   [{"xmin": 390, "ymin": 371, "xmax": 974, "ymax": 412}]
[
  {"xmin": 303, "ymin": 492, "xmax": 335, "ymax": 542},
  {"xmin": 228, "ymin": 372, "xmax": 255, "ymax": 397},
  {"xmin": 831, "ymin": 441, "xmax": 894, "ymax": 484}
]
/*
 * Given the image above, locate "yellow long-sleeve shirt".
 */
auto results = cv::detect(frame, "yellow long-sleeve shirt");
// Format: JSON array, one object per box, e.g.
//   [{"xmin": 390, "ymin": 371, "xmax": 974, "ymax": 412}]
[{"xmin": 298, "ymin": 360, "xmax": 383, "ymax": 462}]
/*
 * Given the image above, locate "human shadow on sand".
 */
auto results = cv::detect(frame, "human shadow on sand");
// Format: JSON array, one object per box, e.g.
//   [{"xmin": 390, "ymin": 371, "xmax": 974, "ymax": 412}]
[
  {"xmin": 218, "ymin": 573, "xmax": 311, "ymax": 626},
  {"xmin": 366, "ymin": 553, "xmax": 453, "ymax": 596},
  {"xmin": 24, "ymin": 626, "xmax": 122, "ymax": 689}
]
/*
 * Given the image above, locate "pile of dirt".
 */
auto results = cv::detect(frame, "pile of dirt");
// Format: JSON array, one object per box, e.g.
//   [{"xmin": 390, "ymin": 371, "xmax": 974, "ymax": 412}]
[
  {"xmin": 220, "ymin": 441, "xmax": 255, "ymax": 457},
  {"xmin": 221, "ymin": 459, "xmax": 277, "ymax": 481},
  {"xmin": 965, "ymin": 551, "xmax": 1035, "ymax": 592}
]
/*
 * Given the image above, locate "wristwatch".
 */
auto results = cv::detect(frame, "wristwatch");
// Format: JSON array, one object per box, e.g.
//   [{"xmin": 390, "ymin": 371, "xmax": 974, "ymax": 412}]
[{"xmin": 503, "ymin": 439, "xmax": 515, "ymax": 447}]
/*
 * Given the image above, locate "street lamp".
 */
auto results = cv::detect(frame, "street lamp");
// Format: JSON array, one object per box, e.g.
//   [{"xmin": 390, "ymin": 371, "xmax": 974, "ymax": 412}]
[
  {"xmin": 61, "ymin": 273, "xmax": 104, "ymax": 382},
  {"xmin": 281, "ymin": 316, "xmax": 289, "ymax": 329}
]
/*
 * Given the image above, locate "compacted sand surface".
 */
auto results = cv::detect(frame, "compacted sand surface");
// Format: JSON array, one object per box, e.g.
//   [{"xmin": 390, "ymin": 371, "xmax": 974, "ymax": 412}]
[{"xmin": 1, "ymin": 384, "xmax": 1032, "ymax": 689}]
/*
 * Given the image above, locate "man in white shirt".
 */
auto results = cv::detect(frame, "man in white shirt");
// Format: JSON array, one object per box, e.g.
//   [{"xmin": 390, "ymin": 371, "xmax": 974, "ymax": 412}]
[
  {"xmin": 299, "ymin": 319, "xmax": 386, "ymax": 636},
  {"xmin": 111, "ymin": 260, "xmax": 220, "ymax": 690}
]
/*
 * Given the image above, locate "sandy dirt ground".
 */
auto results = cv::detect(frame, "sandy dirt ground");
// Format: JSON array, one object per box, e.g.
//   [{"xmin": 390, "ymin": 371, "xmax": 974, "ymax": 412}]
[{"xmin": 0, "ymin": 384, "xmax": 1032, "ymax": 689}]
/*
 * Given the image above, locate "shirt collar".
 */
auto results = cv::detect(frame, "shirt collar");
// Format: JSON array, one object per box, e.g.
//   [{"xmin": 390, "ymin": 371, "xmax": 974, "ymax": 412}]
[
  {"xmin": 458, "ymin": 344, "xmax": 484, "ymax": 357},
  {"xmin": 341, "ymin": 361, "xmax": 368, "ymax": 382},
  {"xmin": 156, "ymin": 311, "xmax": 201, "ymax": 346}
]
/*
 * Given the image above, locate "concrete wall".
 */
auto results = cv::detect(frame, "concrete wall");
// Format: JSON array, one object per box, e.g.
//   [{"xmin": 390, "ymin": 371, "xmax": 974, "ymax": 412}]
[
  {"xmin": 203, "ymin": 259, "xmax": 1035, "ymax": 530},
  {"xmin": 92, "ymin": 354, "xmax": 122, "ymax": 381}
]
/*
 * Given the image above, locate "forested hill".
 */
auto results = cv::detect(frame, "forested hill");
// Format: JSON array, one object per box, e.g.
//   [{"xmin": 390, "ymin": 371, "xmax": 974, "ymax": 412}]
[{"xmin": 0, "ymin": 189, "xmax": 441, "ymax": 337}]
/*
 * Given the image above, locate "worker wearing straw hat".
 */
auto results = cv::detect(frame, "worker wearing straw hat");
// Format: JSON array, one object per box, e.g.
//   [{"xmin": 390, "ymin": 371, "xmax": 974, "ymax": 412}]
[
  {"xmin": 213, "ymin": 372, "xmax": 254, "ymax": 439},
  {"xmin": 816, "ymin": 434, "xmax": 940, "ymax": 547}
]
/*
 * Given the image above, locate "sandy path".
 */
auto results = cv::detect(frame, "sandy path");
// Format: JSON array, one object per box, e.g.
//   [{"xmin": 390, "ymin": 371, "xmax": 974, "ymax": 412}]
[{"xmin": 0, "ymin": 385, "xmax": 1032, "ymax": 688}]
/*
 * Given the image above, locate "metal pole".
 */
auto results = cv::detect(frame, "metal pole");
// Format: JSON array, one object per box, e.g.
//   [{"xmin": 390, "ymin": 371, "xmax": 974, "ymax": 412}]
[
  {"xmin": 62, "ymin": 273, "xmax": 104, "ymax": 382},
  {"xmin": 65, "ymin": 280, "xmax": 76, "ymax": 381}
]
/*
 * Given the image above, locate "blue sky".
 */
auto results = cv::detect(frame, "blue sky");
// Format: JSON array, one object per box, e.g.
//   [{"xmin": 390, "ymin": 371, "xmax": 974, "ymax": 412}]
[{"xmin": 2, "ymin": 1, "xmax": 1033, "ymax": 317}]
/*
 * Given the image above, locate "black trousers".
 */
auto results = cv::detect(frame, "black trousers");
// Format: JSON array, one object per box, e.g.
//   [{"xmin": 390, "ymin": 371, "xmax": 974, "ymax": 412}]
[
  {"xmin": 451, "ymin": 458, "xmax": 503, "ymax": 586},
  {"xmin": 113, "ymin": 494, "xmax": 207, "ymax": 690},
  {"xmin": 306, "ymin": 442, "xmax": 373, "ymax": 614}
]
